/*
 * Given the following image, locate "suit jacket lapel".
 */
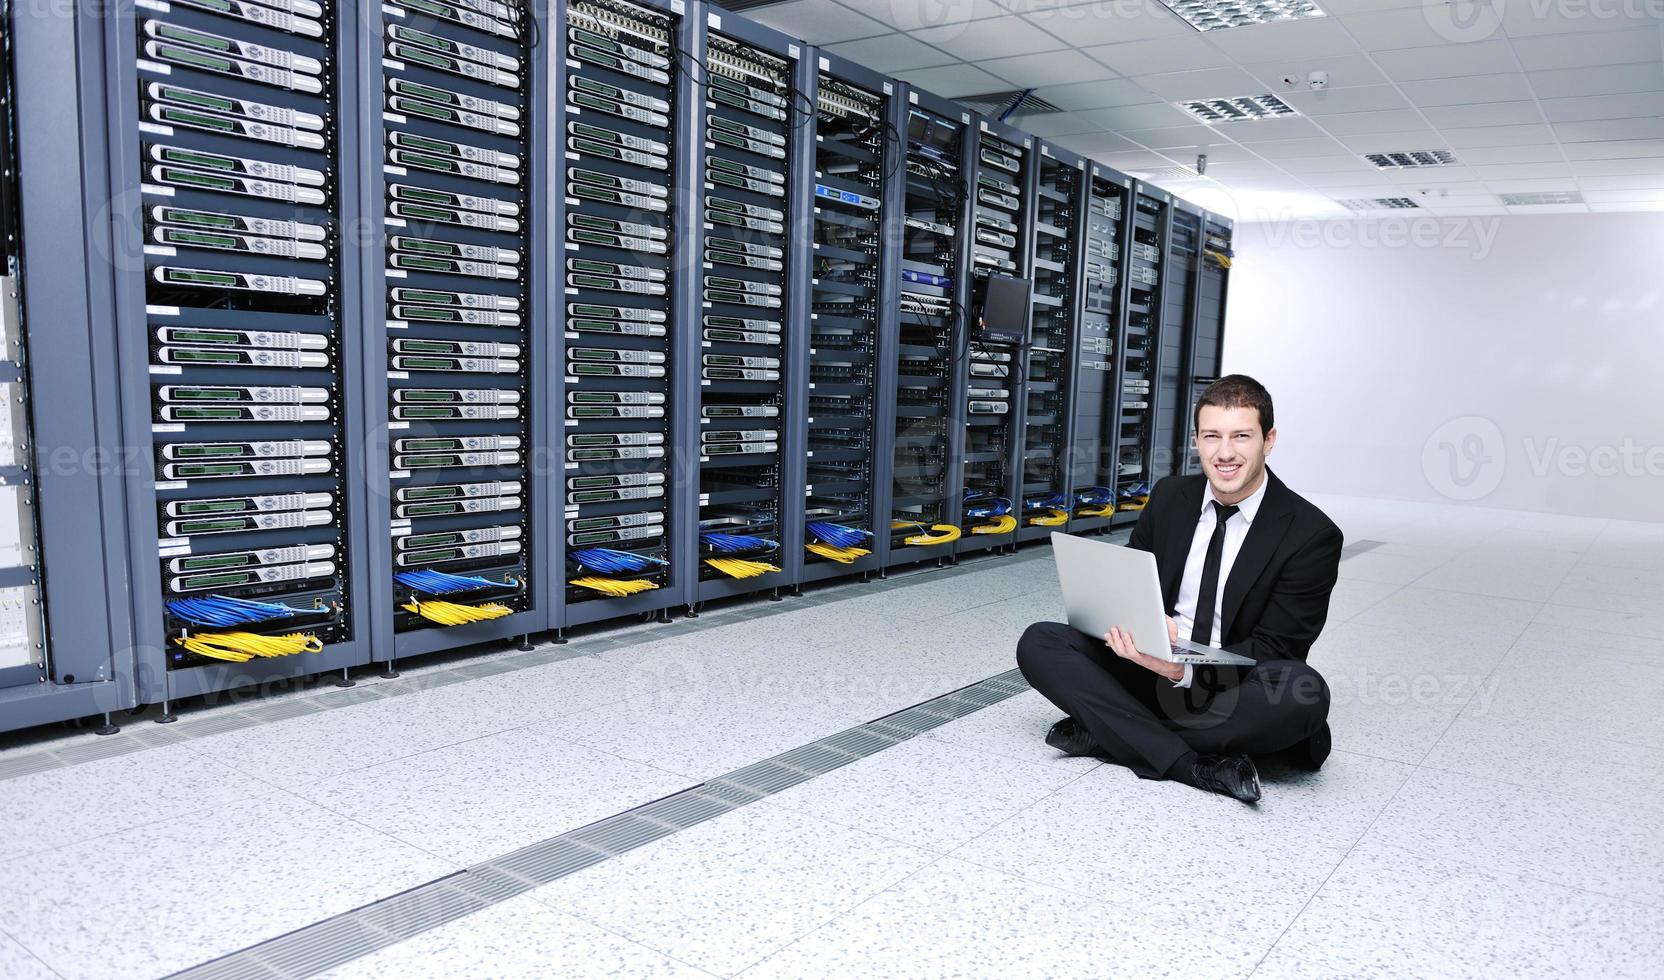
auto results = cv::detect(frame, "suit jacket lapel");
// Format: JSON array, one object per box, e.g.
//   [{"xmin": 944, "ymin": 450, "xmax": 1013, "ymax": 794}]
[
  {"xmin": 1221, "ymin": 471, "xmax": 1292, "ymax": 638},
  {"xmin": 1160, "ymin": 477, "xmax": 1205, "ymax": 608}
]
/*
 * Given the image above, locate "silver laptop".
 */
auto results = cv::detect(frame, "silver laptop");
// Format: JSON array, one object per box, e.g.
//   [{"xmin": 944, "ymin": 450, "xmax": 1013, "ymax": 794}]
[{"xmin": 1050, "ymin": 531, "xmax": 1256, "ymax": 666}]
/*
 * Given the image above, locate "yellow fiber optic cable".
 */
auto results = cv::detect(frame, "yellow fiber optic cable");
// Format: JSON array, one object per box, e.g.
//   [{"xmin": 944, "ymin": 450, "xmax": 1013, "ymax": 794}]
[
  {"xmin": 805, "ymin": 542, "xmax": 870, "ymax": 564},
  {"xmin": 401, "ymin": 598, "xmax": 513, "ymax": 626},
  {"xmin": 570, "ymin": 576, "xmax": 660, "ymax": 597},
  {"xmin": 971, "ymin": 514, "xmax": 1018, "ymax": 535},
  {"xmin": 892, "ymin": 520, "xmax": 961, "ymax": 546},
  {"xmin": 1077, "ymin": 503, "xmax": 1116, "ymax": 517},
  {"xmin": 174, "ymin": 631, "xmax": 323, "ymax": 663},
  {"xmin": 1028, "ymin": 508, "xmax": 1069, "ymax": 526},
  {"xmin": 704, "ymin": 557, "xmax": 781, "ymax": 579}
]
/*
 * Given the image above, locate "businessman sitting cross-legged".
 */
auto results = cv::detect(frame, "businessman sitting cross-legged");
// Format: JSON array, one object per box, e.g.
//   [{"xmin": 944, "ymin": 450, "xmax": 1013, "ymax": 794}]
[{"xmin": 1016, "ymin": 375, "xmax": 1341, "ymax": 803}]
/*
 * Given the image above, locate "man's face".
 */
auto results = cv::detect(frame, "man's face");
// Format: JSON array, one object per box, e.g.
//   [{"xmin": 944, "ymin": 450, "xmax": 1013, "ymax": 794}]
[{"xmin": 1195, "ymin": 404, "xmax": 1275, "ymax": 503}]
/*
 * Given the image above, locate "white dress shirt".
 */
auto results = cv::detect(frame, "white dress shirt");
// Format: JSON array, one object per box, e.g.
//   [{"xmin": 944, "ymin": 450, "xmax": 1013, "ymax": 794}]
[{"xmin": 1168, "ymin": 476, "xmax": 1269, "ymax": 688}]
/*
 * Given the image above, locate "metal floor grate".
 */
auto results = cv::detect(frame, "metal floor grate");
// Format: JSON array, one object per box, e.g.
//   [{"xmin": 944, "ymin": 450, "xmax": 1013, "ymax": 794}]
[{"xmin": 166, "ymin": 669, "xmax": 1035, "ymax": 980}]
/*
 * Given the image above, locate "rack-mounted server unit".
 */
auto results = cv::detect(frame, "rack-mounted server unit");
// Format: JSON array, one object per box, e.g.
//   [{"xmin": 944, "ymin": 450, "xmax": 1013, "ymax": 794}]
[
  {"xmin": 955, "ymin": 118, "xmax": 1033, "ymax": 556},
  {"xmin": 1106, "ymin": 185, "xmax": 1171, "ymax": 521},
  {"xmin": 797, "ymin": 51, "xmax": 900, "ymax": 584},
  {"xmin": 559, "ymin": 0, "xmax": 694, "ymax": 627},
  {"xmin": 374, "ymin": 0, "xmax": 549, "ymax": 659},
  {"xmin": 1181, "ymin": 213, "xmax": 1232, "ymax": 476},
  {"xmin": 885, "ymin": 88, "xmax": 972, "ymax": 568},
  {"xmin": 114, "ymin": 0, "xmax": 372, "ymax": 705},
  {"xmin": 1015, "ymin": 143, "xmax": 1084, "ymax": 543},
  {"xmin": 1067, "ymin": 163, "xmax": 1133, "ymax": 533},
  {"xmin": 1154, "ymin": 194, "xmax": 1200, "ymax": 483}
]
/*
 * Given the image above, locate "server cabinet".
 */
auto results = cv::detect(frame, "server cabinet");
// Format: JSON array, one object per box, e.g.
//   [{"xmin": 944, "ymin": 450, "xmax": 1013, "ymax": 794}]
[
  {"xmin": 1109, "ymin": 185, "xmax": 1169, "ymax": 518},
  {"xmin": 796, "ymin": 51, "xmax": 902, "ymax": 586},
  {"xmin": 685, "ymin": 11, "xmax": 808, "ymax": 608},
  {"xmin": 1015, "ymin": 142, "xmax": 1084, "ymax": 543},
  {"xmin": 0, "ymin": 5, "xmax": 138, "ymax": 732},
  {"xmin": 1154, "ymin": 195, "xmax": 1200, "ymax": 482},
  {"xmin": 1065, "ymin": 163, "xmax": 1132, "ymax": 534},
  {"xmin": 370, "ymin": 0, "xmax": 550, "ymax": 663},
  {"xmin": 954, "ymin": 116, "xmax": 1034, "ymax": 557},
  {"xmin": 1180, "ymin": 212, "xmax": 1232, "ymax": 475},
  {"xmin": 883, "ymin": 87, "xmax": 973, "ymax": 569},
  {"xmin": 111, "ymin": 0, "xmax": 376, "ymax": 707},
  {"xmin": 558, "ymin": 0, "xmax": 696, "ymax": 628}
]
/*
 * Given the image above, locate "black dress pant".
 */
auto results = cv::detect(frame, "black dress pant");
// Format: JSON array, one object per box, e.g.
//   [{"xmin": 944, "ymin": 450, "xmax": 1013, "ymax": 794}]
[{"xmin": 1015, "ymin": 621, "xmax": 1330, "ymax": 779}]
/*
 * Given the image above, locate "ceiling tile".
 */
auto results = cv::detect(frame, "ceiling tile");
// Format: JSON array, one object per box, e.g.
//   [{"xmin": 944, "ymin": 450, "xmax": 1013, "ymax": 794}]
[
  {"xmin": 1119, "ymin": 124, "xmax": 1227, "ymax": 149},
  {"xmin": 975, "ymin": 49, "xmax": 1118, "ymax": 88},
  {"xmin": 892, "ymin": 63, "xmax": 1009, "ymax": 97},
  {"xmin": 1336, "ymin": 130, "xmax": 1450, "ymax": 153},
  {"xmin": 1553, "ymin": 117, "xmax": 1664, "ymax": 143},
  {"xmin": 1485, "ymin": 177, "xmax": 1583, "ymax": 193},
  {"xmin": 1510, "ymin": 29, "xmax": 1662, "ymax": 71},
  {"xmin": 1206, "ymin": 116, "xmax": 1325, "ymax": 140},
  {"xmin": 1001, "ymin": 110, "xmax": 1102, "ymax": 137},
  {"xmin": 1420, "ymin": 101, "xmax": 1545, "ymax": 129},
  {"xmin": 1077, "ymin": 102, "xmax": 1198, "ymax": 130},
  {"xmin": 1381, "ymin": 165, "xmax": 1481, "ymax": 185},
  {"xmin": 1499, "ymin": 0, "xmax": 1662, "ymax": 36},
  {"xmin": 834, "ymin": 0, "xmax": 1007, "ymax": 32},
  {"xmin": 1452, "ymin": 144, "xmax": 1564, "ymax": 164},
  {"xmin": 1301, "ymin": 170, "xmax": 1394, "ymax": 187},
  {"xmin": 744, "ymin": 1, "xmax": 890, "ymax": 44},
  {"xmin": 1583, "ymin": 189, "xmax": 1664, "ymax": 203},
  {"xmin": 1131, "ymin": 67, "xmax": 1265, "ymax": 101},
  {"xmin": 1084, "ymin": 35, "xmax": 1234, "ymax": 77},
  {"xmin": 913, "ymin": 14, "xmax": 1065, "ymax": 60},
  {"xmin": 1240, "ymin": 55, "xmax": 1390, "ymax": 94},
  {"xmin": 1019, "ymin": 1, "xmax": 1194, "ymax": 46},
  {"xmin": 1236, "ymin": 137, "xmax": 1354, "ymax": 160},
  {"xmin": 1560, "ymin": 139, "xmax": 1664, "ymax": 160},
  {"xmin": 1032, "ymin": 78, "xmax": 1161, "ymax": 111},
  {"xmin": 1526, "ymin": 63, "xmax": 1664, "ymax": 100},
  {"xmin": 1396, "ymin": 73, "xmax": 1536, "ymax": 107},
  {"xmin": 1056, "ymin": 131, "xmax": 1147, "ymax": 156},
  {"xmin": 1503, "ymin": 204, "xmax": 1589, "ymax": 214},
  {"xmin": 1590, "ymin": 201, "xmax": 1664, "ymax": 212},
  {"xmin": 1202, "ymin": 16, "xmax": 1365, "ymax": 62},
  {"xmin": 1272, "ymin": 154, "xmax": 1379, "ymax": 174},
  {"xmin": 1370, "ymin": 40, "xmax": 1518, "ymax": 81},
  {"xmin": 1089, "ymin": 149, "xmax": 1188, "ymax": 172},
  {"xmin": 1539, "ymin": 93, "xmax": 1664, "ymax": 123},
  {"xmin": 823, "ymin": 33, "xmax": 956, "ymax": 73},
  {"xmin": 1162, "ymin": 142, "xmax": 1265, "ymax": 163},
  {"xmin": 1469, "ymin": 162, "xmax": 1571, "ymax": 180},
  {"xmin": 1439, "ymin": 123, "xmax": 1557, "ymax": 148},
  {"xmin": 1191, "ymin": 160, "xmax": 1288, "ymax": 178},
  {"xmin": 1339, "ymin": 6, "xmax": 1504, "ymax": 52},
  {"xmin": 1576, "ymin": 174, "xmax": 1664, "ymax": 190},
  {"xmin": 1280, "ymin": 85, "xmax": 1411, "ymax": 116},
  {"xmin": 1571, "ymin": 157, "xmax": 1664, "ymax": 176},
  {"xmin": 1312, "ymin": 109, "xmax": 1433, "ymax": 136}
]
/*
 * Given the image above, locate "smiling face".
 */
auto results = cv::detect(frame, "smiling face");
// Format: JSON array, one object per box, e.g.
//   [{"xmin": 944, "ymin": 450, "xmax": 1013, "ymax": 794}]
[{"xmin": 1195, "ymin": 403, "xmax": 1275, "ymax": 505}]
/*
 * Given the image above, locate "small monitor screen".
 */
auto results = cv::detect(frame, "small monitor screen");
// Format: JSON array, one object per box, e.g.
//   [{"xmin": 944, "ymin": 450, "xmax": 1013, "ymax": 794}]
[{"xmin": 978, "ymin": 274, "xmax": 1030, "ymax": 345}]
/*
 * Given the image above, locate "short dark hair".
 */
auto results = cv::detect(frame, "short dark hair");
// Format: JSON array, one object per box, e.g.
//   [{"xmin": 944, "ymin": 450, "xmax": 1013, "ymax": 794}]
[{"xmin": 1195, "ymin": 374, "xmax": 1274, "ymax": 437}]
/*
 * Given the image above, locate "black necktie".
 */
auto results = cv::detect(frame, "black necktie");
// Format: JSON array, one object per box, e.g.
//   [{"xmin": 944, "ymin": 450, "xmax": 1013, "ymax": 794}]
[{"xmin": 1190, "ymin": 501, "xmax": 1241, "ymax": 646}]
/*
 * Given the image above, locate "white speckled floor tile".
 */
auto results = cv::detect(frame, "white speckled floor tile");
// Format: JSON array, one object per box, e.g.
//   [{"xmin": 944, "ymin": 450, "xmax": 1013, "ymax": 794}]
[
  {"xmin": 735, "ymin": 857, "xmax": 1261, "ymax": 980},
  {"xmin": 1412, "ymin": 551, "xmax": 1576, "ymax": 602},
  {"xmin": 951, "ymin": 750, "xmax": 1408, "ymax": 931},
  {"xmin": 1420, "ymin": 710, "xmax": 1664, "ymax": 805},
  {"xmin": 319, "ymin": 896, "xmax": 715, "ymax": 980},
  {"xmin": 921, "ymin": 689, "xmax": 1104, "ymax": 772},
  {"xmin": 1556, "ymin": 561, "xmax": 1664, "ymax": 598},
  {"xmin": 1324, "ymin": 577, "xmax": 1404, "ymax": 622},
  {"xmin": 1349, "ymin": 587, "xmax": 1539, "ymax": 648},
  {"xmin": 759, "ymin": 735, "xmax": 1081, "ymax": 853},
  {"xmin": 531, "ymin": 803, "xmax": 937, "ymax": 977},
  {"xmin": 1534, "ymin": 595, "xmax": 1664, "ymax": 641},
  {"xmin": 0, "ymin": 742, "xmax": 269, "ymax": 860},
  {"xmin": 1453, "ymin": 655, "xmax": 1664, "ymax": 751},
  {"xmin": 1338, "ymin": 548, "xmax": 1457, "ymax": 586},
  {"xmin": 0, "ymin": 791, "xmax": 455, "ymax": 980},
  {"xmin": 294, "ymin": 725, "xmax": 692, "ymax": 867},
  {"xmin": 1260, "ymin": 837, "xmax": 1664, "ymax": 979},
  {"xmin": 0, "ymin": 931, "xmax": 57, "ymax": 980},
  {"xmin": 1368, "ymin": 767, "xmax": 1664, "ymax": 906}
]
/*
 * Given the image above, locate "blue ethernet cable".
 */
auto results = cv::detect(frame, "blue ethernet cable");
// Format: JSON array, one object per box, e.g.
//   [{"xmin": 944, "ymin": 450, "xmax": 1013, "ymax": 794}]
[
  {"xmin": 394, "ymin": 569, "xmax": 507, "ymax": 595},
  {"xmin": 806, "ymin": 521, "xmax": 871, "ymax": 548},
  {"xmin": 701, "ymin": 532, "xmax": 779, "ymax": 553},
  {"xmin": 166, "ymin": 594, "xmax": 313, "ymax": 628},
  {"xmin": 569, "ymin": 548, "xmax": 668, "ymax": 574}
]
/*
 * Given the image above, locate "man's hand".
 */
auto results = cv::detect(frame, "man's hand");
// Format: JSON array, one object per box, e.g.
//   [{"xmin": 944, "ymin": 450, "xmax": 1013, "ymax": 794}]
[{"xmin": 1104, "ymin": 618, "xmax": 1185, "ymax": 683}]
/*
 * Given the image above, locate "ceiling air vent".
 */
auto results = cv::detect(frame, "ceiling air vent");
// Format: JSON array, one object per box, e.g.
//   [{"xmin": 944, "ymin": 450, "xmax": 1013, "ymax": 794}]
[
  {"xmin": 1499, "ymin": 191, "xmax": 1583, "ymax": 206},
  {"xmin": 1179, "ymin": 94, "xmax": 1298, "ymax": 122},
  {"xmin": 1159, "ymin": 0, "xmax": 1329, "ymax": 32},
  {"xmin": 1137, "ymin": 165, "xmax": 1202, "ymax": 180},
  {"xmin": 956, "ymin": 90, "xmax": 1064, "ymax": 119},
  {"xmin": 1337, "ymin": 197, "xmax": 1421, "ymax": 211},
  {"xmin": 1365, "ymin": 150, "xmax": 1457, "ymax": 169}
]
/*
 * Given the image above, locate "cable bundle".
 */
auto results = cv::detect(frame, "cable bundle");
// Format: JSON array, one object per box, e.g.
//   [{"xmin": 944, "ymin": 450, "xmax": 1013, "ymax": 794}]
[
  {"xmin": 569, "ymin": 548, "xmax": 667, "ymax": 574},
  {"xmin": 1028, "ymin": 508, "xmax": 1068, "ymax": 526},
  {"xmin": 1074, "ymin": 486, "xmax": 1117, "ymax": 517},
  {"xmin": 173, "ymin": 631, "xmax": 323, "ymax": 663},
  {"xmin": 166, "ymin": 594, "xmax": 314, "ymax": 628},
  {"xmin": 394, "ymin": 569, "xmax": 507, "ymax": 596},
  {"xmin": 704, "ymin": 557, "xmax": 782, "ymax": 579},
  {"xmin": 570, "ymin": 576, "xmax": 660, "ymax": 597},
  {"xmin": 806, "ymin": 541, "xmax": 870, "ymax": 563},
  {"xmin": 962, "ymin": 492, "xmax": 1012, "ymax": 518},
  {"xmin": 401, "ymin": 598, "xmax": 513, "ymax": 626},
  {"xmin": 971, "ymin": 514, "xmax": 1017, "ymax": 534},
  {"xmin": 805, "ymin": 521, "xmax": 872, "ymax": 563},
  {"xmin": 701, "ymin": 532, "xmax": 779, "ymax": 554},
  {"xmin": 893, "ymin": 520, "xmax": 961, "ymax": 546},
  {"xmin": 1118, "ymin": 482, "xmax": 1150, "ymax": 512}
]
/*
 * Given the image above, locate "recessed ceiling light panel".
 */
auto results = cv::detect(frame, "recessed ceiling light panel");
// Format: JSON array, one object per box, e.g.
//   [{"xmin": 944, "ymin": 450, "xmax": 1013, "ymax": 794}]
[
  {"xmin": 1160, "ymin": 0, "xmax": 1328, "ymax": 33},
  {"xmin": 1499, "ymin": 191, "xmax": 1583, "ymax": 206},
  {"xmin": 1179, "ymin": 94, "xmax": 1298, "ymax": 123},
  {"xmin": 1365, "ymin": 150, "xmax": 1457, "ymax": 169},
  {"xmin": 1336, "ymin": 197, "xmax": 1421, "ymax": 211}
]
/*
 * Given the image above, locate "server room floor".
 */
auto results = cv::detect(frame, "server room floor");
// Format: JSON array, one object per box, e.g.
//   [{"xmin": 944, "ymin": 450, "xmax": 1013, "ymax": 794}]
[{"xmin": 2, "ymin": 494, "xmax": 1661, "ymax": 980}]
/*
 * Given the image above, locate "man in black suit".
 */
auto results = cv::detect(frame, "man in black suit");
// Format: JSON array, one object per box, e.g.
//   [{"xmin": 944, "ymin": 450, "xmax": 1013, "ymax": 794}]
[{"xmin": 1016, "ymin": 375, "xmax": 1341, "ymax": 803}]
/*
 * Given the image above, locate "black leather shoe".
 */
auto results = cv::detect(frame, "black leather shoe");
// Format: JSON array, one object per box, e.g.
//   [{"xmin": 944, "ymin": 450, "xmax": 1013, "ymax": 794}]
[
  {"xmin": 1191, "ymin": 755, "xmax": 1262, "ymax": 804},
  {"xmin": 1287, "ymin": 722, "xmax": 1331, "ymax": 772},
  {"xmin": 1045, "ymin": 717, "xmax": 1105, "ymax": 757}
]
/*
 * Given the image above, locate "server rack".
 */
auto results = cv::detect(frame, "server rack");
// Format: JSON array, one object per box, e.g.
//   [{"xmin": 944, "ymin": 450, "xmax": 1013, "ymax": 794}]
[
  {"xmin": 1105, "ymin": 185, "xmax": 1170, "ymax": 520},
  {"xmin": 686, "ymin": 13, "xmax": 808, "ymax": 608},
  {"xmin": 1066, "ymin": 163, "xmax": 1134, "ymax": 534},
  {"xmin": 1181, "ymin": 212, "xmax": 1233, "ymax": 475},
  {"xmin": 558, "ymin": 0, "xmax": 697, "ymax": 628},
  {"xmin": 955, "ymin": 117, "xmax": 1034, "ymax": 556},
  {"xmin": 111, "ymin": 0, "xmax": 376, "ymax": 708},
  {"xmin": 1015, "ymin": 142, "xmax": 1085, "ymax": 543},
  {"xmin": 371, "ymin": 0, "xmax": 550, "ymax": 663},
  {"xmin": 884, "ymin": 87, "xmax": 973, "ymax": 568},
  {"xmin": 796, "ymin": 51, "xmax": 902, "ymax": 585},
  {"xmin": 1154, "ymin": 194, "xmax": 1201, "ymax": 482}
]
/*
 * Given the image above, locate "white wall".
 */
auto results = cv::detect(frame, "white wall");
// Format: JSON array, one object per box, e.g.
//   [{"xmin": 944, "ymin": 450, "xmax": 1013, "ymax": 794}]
[{"xmin": 1223, "ymin": 211, "xmax": 1664, "ymax": 522}]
